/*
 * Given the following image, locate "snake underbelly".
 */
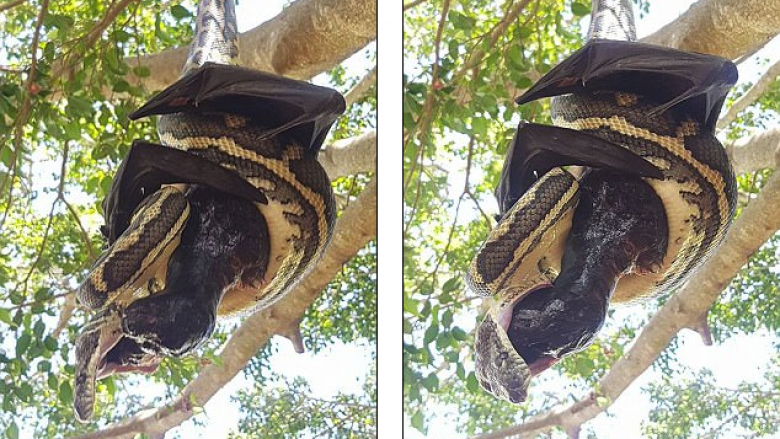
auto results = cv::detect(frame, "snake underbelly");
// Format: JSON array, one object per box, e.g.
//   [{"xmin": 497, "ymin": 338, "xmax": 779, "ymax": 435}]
[
  {"xmin": 550, "ymin": 92, "xmax": 736, "ymax": 302},
  {"xmin": 157, "ymin": 112, "xmax": 336, "ymax": 314}
]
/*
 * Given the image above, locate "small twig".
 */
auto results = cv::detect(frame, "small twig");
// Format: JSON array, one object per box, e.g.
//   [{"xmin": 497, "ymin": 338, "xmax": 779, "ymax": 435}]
[
  {"xmin": 452, "ymin": 0, "xmax": 532, "ymax": 82},
  {"xmin": 344, "ymin": 67, "xmax": 376, "ymax": 106},
  {"xmin": 403, "ymin": 0, "xmax": 428, "ymax": 10},
  {"xmin": 403, "ymin": 0, "xmax": 451, "ymax": 238},
  {"xmin": 0, "ymin": 65, "xmax": 25, "ymax": 74},
  {"xmin": 61, "ymin": 196, "xmax": 96, "ymax": 260},
  {"xmin": 14, "ymin": 141, "xmax": 68, "ymax": 293},
  {"xmin": 0, "ymin": 0, "xmax": 26, "ymax": 13},
  {"xmin": 8, "ymin": 291, "xmax": 72, "ymax": 311}
]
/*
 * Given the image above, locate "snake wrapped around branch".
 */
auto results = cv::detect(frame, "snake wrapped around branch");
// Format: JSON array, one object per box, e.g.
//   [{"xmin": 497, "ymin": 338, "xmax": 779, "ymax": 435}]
[
  {"xmin": 73, "ymin": 0, "xmax": 345, "ymax": 422},
  {"xmin": 466, "ymin": 0, "xmax": 738, "ymax": 403}
]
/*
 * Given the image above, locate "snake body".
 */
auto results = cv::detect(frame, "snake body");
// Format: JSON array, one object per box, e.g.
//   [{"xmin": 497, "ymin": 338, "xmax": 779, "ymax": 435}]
[
  {"xmin": 74, "ymin": 0, "xmax": 341, "ymax": 422},
  {"xmin": 467, "ymin": 0, "xmax": 737, "ymax": 403}
]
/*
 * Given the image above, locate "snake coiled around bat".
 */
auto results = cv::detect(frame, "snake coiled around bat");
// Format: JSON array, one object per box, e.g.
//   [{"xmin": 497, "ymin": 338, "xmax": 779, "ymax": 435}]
[
  {"xmin": 466, "ymin": 0, "xmax": 738, "ymax": 403},
  {"xmin": 73, "ymin": 0, "xmax": 345, "ymax": 422}
]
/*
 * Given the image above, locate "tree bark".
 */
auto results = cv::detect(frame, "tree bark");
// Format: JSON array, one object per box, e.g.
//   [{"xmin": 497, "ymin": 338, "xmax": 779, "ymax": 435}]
[
  {"xmin": 642, "ymin": 0, "xmax": 780, "ymax": 58},
  {"xmin": 728, "ymin": 127, "xmax": 780, "ymax": 175},
  {"xmin": 124, "ymin": 0, "xmax": 377, "ymax": 90},
  {"xmin": 320, "ymin": 131, "xmax": 377, "ymax": 179}
]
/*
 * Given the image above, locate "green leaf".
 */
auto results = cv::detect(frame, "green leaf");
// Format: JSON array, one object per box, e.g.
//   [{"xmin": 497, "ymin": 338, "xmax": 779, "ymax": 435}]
[
  {"xmin": 0, "ymin": 309, "xmax": 12, "ymax": 325},
  {"xmin": 421, "ymin": 373, "xmax": 439, "ymax": 392},
  {"xmin": 442, "ymin": 277, "xmax": 461, "ymax": 293},
  {"xmin": 411, "ymin": 410, "xmax": 425, "ymax": 432},
  {"xmin": 43, "ymin": 336, "xmax": 58, "ymax": 352},
  {"xmin": 4, "ymin": 422, "xmax": 18, "ymax": 439},
  {"xmin": 132, "ymin": 65, "xmax": 151, "ymax": 78},
  {"xmin": 403, "ymin": 296, "xmax": 419, "ymax": 316},
  {"xmin": 423, "ymin": 323, "xmax": 438, "ymax": 344},
  {"xmin": 448, "ymin": 11, "xmax": 475, "ymax": 31},
  {"xmin": 47, "ymin": 375, "xmax": 58, "ymax": 391},
  {"xmin": 451, "ymin": 326, "xmax": 468, "ymax": 341},
  {"xmin": 16, "ymin": 383, "xmax": 32, "ymax": 403},
  {"xmin": 171, "ymin": 4, "xmax": 192, "ymax": 20},
  {"xmin": 67, "ymin": 96, "xmax": 93, "ymax": 115},
  {"xmin": 112, "ymin": 79, "xmax": 131, "ymax": 93},
  {"xmin": 572, "ymin": 2, "xmax": 591, "ymax": 16},
  {"xmin": 442, "ymin": 309, "xmax": 453, "ymax": 327},
  {"xmin": 15, "ymin": 333, "xmax": 31, "ymax": 358},
  {"xmin": 466, "ymin": 372, "xmax": 480, "ymax": 394},
  {"xmin": 59, "ymin": 381, "xmax": 73, "ymax": 405}
]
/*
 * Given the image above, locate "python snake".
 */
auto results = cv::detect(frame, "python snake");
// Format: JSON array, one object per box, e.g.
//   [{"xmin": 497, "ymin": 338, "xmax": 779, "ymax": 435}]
[
  {"xmin": 466, "ymin": 0, "xmax": 737, "ymax": 403},
  {"xmin": 74, "ymin": 0, "xmax": 344, "ymax": 421}
]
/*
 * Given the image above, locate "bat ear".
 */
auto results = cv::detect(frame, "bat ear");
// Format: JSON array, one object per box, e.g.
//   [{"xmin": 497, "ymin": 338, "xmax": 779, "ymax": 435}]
[
  {"xmin": 495, "ymin": 122, "xmax": 662, "ymax": 214},
  {"xmin": 102, "ymin": 141, "xmax": 267, "ymax": 242},
  {"xmin": 516, "ymin": 40, "xmax": 738, "ymax": 131},
  {"xmin": 129, "ymin": 63, "xmax": 346, "ymax": 154}
]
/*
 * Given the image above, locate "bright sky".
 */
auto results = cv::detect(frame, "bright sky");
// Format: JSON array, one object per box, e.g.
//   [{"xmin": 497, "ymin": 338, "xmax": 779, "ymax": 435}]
[{"xmin": 406, "ymin": 2, "xmax": 780, "ymax": 438}]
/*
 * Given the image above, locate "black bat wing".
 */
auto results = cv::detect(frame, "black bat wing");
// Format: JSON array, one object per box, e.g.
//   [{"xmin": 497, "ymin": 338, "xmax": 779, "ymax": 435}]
[
  {"xmin": 495, "ymin": 122, "xmax": 663, "ymax": 215},
  {"xmin": 516, "ymin": 40, "xmax": 738, "ymax": 131},
  {"xmin": 103, "ymin": 141, "xmax": 268, "ymax": 243},
  {"xmin": 130, "ymin": 63, "xmax": 346, "ymax": 154}
]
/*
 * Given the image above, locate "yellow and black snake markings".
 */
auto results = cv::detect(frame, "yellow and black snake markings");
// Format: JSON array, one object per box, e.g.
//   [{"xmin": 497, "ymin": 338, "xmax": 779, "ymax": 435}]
[
  {"xmin": 551, "ymin": 92, "xmax": 735, "ymax": 301},
  {"xmin": 73, "ymin": 0, "xmax": 345, "ymax": 423},
  {"xmin": 79, "ymin": 187, "xmax": 189, "ymax": 309},
  {"xmin": 468, "ymin": 168, "xmax": 578, "ymax": 296},
  {"xmin": 157, "ymin": 111, "xmax": 335, "ymax": 313},
  {"xmin": 181, "ymin": 0, "xmax": 238, "ymax": 73}
]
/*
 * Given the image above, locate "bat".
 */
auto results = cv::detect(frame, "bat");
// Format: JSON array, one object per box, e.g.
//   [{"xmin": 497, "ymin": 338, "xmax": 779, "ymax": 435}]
[
  {"xmin": 130, "ymin": 62, "xmax": 347, "ymax": 154},
  {"xmin": 101, "ymin": 141, "xmax": 268, "ymax": 243},
  {"xmin": 494, "ymin": 122, "xmax": 663, "ymax": 215},
  {"xmin": 516, "ymin": 39, "xmax": 738, "ymax": 131},
  {"xmin": 105, "ymin": 63, "xmax": 347, "ymax": 242}
]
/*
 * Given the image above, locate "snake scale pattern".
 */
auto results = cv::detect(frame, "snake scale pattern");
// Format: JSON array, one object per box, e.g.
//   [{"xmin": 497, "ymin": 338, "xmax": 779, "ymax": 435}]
[
  {"xmin": 73, "ymin": 0, "xmax": 343, "ymax": 422},
  {"xmin": 466, "ymin": 0, "xmax": 738, "ymax": 403}
]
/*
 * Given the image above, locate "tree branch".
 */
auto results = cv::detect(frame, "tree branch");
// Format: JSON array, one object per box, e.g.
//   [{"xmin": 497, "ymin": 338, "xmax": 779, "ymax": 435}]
[
  {"xmin": 642, "ymin": 0, "xmax": 780, "ymax": 57},
  {"xmin": 344, "ymin": 66, "xmax": 377, "ymax": 106},
  {"xmin": 319, "ymin": 131, "xmax": 376, "ymax": 179},
  {"xmin": 0, "ymin": 0, "xmax": 26, "ymax": 13},
  {"xmin": 718, "ymin": 58, "xmax": 780, "ymax": 129},
  {"xmin": 66, "ymin": 178, "xmax": 377, "ymax": 439},
  {"xmin": 123, "ymin": 0, "xmax": 377, "ymax": 91},
  {"xmin": 727, "ymin": 127, "xmax": 780, "ymax": 175},
  {"xmin": 469, "ymin": 145, "xmax": 780, "ymax": 439}
]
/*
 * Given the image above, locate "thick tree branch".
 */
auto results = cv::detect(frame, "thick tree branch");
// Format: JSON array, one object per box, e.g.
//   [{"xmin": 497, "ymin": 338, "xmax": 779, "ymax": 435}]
[
  {"xmin": 124, "ymin": 0, "xmax": 377, "ymax": 91},
  {"xmin": 319, "ymin": 131, "xmax": 376, "ymax": 179},
  {"xmin": 67, "ymin": 177, "xmax": 377, "ymax": 439},
  {"xmin": 727, "ymin": 127, "xmax": 780, "ymax": 175},
  {"xmin": 718, "ymin": 58, "xmax": 780, "ymax": 129},
  {"xmin": 470, "ymin": 147, "xmax": 780, "ymax": 439},
  {"xmin": 642, "ymin": 0, "xmax": 780, "ymax": 57}
]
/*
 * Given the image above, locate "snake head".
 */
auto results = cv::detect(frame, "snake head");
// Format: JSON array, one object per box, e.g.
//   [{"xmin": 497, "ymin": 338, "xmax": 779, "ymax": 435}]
[
  {"xmin": 475, "ymin": 282, "xmax": 609, "ymax": 404},
  {"xmin": 73, "ymin": 307, "xmax": 163, "ymax": 423},
  {"xmin": 73, "ymin": 292, "xmax": 216, "ymax": 423}
]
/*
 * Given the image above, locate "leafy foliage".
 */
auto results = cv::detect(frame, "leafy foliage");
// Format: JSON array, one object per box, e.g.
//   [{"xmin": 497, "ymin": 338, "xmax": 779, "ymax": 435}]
[
  {"xmin": 645, "ymin": 364, "xmax": 780, "ymax": 439},
  {"xmin": 229, "ymin": 361, "xmax": 376, "ymax": 439},
  {"xmin": 0, "ymin": 0, "xmax": 375, "ymax": 437},
  {"xmin": 404, "ymin": 0, "xmax": 780, "ymax": 437}
]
